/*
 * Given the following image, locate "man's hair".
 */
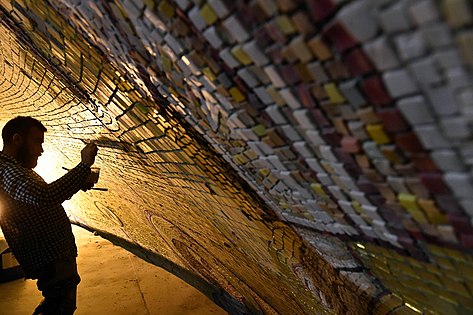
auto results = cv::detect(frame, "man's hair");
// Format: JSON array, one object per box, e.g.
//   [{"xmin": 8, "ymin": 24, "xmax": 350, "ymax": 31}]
[{"xmin": 2, "ymin": 116, "xmax": 47, "ymax": 145}]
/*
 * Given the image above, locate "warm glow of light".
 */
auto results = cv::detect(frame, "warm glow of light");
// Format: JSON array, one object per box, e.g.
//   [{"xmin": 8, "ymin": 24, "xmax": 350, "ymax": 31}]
[
  {"xmin": 181, "ymin": 56, "xmax": 190, "ymax": 65},
  {"xmin": 34, "ymin": 150, "xmax": 66, "ymax": 183},
  {"xmin": 405, "ymin": 303, "xmax": 421, "ymax": 313},
  {"xmin": 355, "ymin": 243, "xmax": 365, "ymax": 249}
]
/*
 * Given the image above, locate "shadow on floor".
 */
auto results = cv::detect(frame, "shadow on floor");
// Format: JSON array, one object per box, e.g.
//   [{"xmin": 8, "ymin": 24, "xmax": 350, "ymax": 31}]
[{"xmin": 0, "ymin": 225, "xmax": 228, "ymax": 315}]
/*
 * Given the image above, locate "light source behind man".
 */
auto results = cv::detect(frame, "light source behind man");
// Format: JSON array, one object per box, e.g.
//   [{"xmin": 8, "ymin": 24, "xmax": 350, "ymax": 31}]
[{"xmin": 0, "ymin": 116, "xmax": 98, "ymax": 314}]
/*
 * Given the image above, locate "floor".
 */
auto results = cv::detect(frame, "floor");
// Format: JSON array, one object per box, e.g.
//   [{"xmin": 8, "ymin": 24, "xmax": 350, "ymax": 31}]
[{"xmin": 0, "ymin": 225, "xmax": 228, "ymax": 315}]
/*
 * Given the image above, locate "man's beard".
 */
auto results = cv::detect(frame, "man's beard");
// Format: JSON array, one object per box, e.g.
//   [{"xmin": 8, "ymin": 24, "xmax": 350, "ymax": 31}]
[{"xmin": 16, "ymin": 144, "xmax": 36, "ymax": 169}]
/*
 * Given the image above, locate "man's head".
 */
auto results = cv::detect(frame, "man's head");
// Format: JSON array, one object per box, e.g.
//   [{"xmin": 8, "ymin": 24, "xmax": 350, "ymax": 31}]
[{"xmin": 2, "ymin": 116, "xmax": 47, "ymax": 169}]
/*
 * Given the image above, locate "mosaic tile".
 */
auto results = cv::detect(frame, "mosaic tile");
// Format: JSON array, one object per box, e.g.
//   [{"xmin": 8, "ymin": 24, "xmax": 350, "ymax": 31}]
[{"xmin": 3, "ymin": 0, "xmax": 473, "ymax": 313}]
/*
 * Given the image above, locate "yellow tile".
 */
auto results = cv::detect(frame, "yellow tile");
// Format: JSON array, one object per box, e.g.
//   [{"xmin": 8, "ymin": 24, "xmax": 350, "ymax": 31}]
[
  {"xmin": 231, "ymin": 46, "xmax": 252, "ymax": 65},
  {"xmin": 158, "ymin": 1, "xmax": 175, "ymax": 18},
  {"xmin": 202, "ymin": 67, "xmax": 216, "ymax": 81},
  {"xmin": 418, "ymin": 199, "xmax": 448, "ymax": 224},
  {"xmin": 324, "ymin": 83, "xmax": 345, "ymax": 104},
  {"xmin": 275, "ymin": 15, "xmax": 296, "ymax": 35},
  {"xmin": 351, "ymin": 201, "xmax": 364, "ymax": 215},
  {"xmin": 366, "ymin": 124, "xmax": 390, "ymax": 145},
  {"xmin": 399, "ymin": 193, "xmax": 429, "ymax": 223},
  {"xmin": 457, "ymin": 31, "xmax": 473, "ymax": 66},
  {"xmin": 259, "ymin": 169, "xmax": 270, "ymax": 177},
  {"xmin": 229, "ymin": 87, "xmax": 246, "ymax": 102},
  {"xmin": 200, "ymin": 4, "xmax": 218, "ymax": 25},
  {"xmin": 310, "ymin": 183, "xmax": 327, "ymax": 196},
  {"xmin": 307, "ymin": 36, "xmax": 332, "ymax": 61}
]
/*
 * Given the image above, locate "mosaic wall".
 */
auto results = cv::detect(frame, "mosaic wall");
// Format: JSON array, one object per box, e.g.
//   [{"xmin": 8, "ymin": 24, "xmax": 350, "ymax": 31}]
[{"xmin": 1, "ymin": 0, "xmax": 473, "ymax": 314}]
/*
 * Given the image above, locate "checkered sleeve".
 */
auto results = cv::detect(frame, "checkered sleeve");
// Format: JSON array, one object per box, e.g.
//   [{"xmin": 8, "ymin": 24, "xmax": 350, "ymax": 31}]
[{"xmin": 2, "ymin": 162, "xmax": 91, "ymax": 206}]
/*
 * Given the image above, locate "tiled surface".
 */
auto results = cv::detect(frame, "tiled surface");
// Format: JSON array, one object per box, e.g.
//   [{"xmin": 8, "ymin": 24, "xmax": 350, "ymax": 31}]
[{"xmin": 1, "ymin": 0, "xmax": 473, "ymax": 314}]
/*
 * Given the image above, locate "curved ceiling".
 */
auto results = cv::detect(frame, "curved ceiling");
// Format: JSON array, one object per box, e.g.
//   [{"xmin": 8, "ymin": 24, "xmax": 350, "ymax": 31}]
[{"xmin": 1, "ymin": 1, "xmax": 473, "ymax": 314}]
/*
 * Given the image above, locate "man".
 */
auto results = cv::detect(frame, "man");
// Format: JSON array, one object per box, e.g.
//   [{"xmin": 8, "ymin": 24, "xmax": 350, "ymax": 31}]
[{"xmin": 0, "ymin": 116, "xmax": 98, "ymax": 314}]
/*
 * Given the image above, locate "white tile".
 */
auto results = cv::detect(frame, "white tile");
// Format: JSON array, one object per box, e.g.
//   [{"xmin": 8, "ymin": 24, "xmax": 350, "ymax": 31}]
[
  {"xmin": 328, "ymin": 186, "xmax": 348, "ymax": 201},
  {"xmin": 317, "ymin": 173, "xmax": 333, "ymax": 185},
  {"xmin": 188, "ymin": 6, "xmax": 207, "ymax": 31},
  {"xmin": 339, "ymin": 200, "xmax": 356, "ymax": 214},
  {"xmin": 338, "ymin": 175, "xmax": 358, "ymax": 191},
  {"xmin": 203, "ymin": 27, "xmax": 223, "ymax": 49},
  {"xmin": 347, "ymin": 121, "xmax": 368, "ymax": 140},
  {"xmin": 219, "ymin": 48, "xmax": 240, "ymax": 68},
  {"xmin": 415, "ymin": 124, "xmax": 451, "ymax": 149},
  {"xmin": 430, "ymin": 150, "xmax": 465, "ymax": 172},
  {"xmin": 444, "ymin": 172, "xmax": 473, "ymax": 198},
  {"xmin": 378, "ymin": 1, "xmax": 412, "ymax": 33},
  {"xmin": 305, "ymin": 129, "xmax": 326, "ymax": 146},
  {"xmin": 421, "ymin": 23, "xmax": 453, "ymax": 48},
  {"xmin": 319, "ymin": 145, "xmax": 338, "ymax": 161},
  {"xmin": 237, "ymin": 68, "xmax": 259, "ymax": 88},
  {"xmin": 293, "ymin": 109, "xmax": 315, "ymax": 129},
  {"xmin": 408, "ymin": 57, "xmax": 442, "ymax": 86},
  {"xmin": 349, "ymin": 191, "xmax": 372, "ymax": 206},
  {"xmin": 279, "ymin": 88, "xmax": 302, "ymax": 110},
  {"xmin": 270, "ymin": 155, "xmax": 289, "ymax": 171},
  {"xmin": 305, "ymin": 158, "xmax": 324, "ymax": 173},
  {"xmin": 164, "ymin": 33, "xmax": 184, "ymax": 55},
  {"xmin": 362, "ymin": 205, "xmax": 384, "ymax": 221},
  {"xmin": 293, "ymin": 141, "xmax": 314, "ymax": 158},
  {"xmin": 383, "ymin": 69, "xmax": 418, "ymax": 98},
  {"xmin": 281, "ymin": 125, "xmax": 302, "ymax": 141},
  {"xmin": 394, "ymin": 31, "xmax": 426, "ymax": 61},
  {"xmin": 441, "ymin": 116, "xmax": 472, "ymax": 139},
  {"xmin": 337, "ymin": 0, "xmax": 378, "ymax": 42},
  {"xmin": 243, "ymin": 40, "xmax": 269, "ymax": 66},
  {"xmin": 339, "ymin": 79, "xmax": 366, "ymax": 107},
  {"xmin": 209, "ymin": 0, "xmax": 230, "ymax": 18},
  {"xmin": 424, "ymin": 85, "xmax": 459, "ymax": 116},
  {"xmin": 254, "ymin": 87, "xmax": 274, "ymax": 105},
  {"xmin": 363, "ymin": 36, "xmax": 400, "ymax": 71},
  {"xmin": 408, "ymin": 0, "xmax": 439, "ymax": 25},
  {"xmin": 265, "ymin": 105, "xmax": 288, "ymax": 125},
  {"xmin": 264, "ymin": 65, "xmax": 286, "ymax": 88},
  {"xmin": 175, "ymin": 0, "xmax": 191, "ymax": 10},
  {"xmin": 396, "ymin": 95, "xmax": 435, "ymax": 125},
  {"xmin": 362, "ymin": 141, "xmax": 383, "ymax": 159},
  {"xmin": 223, "ymin": 15, "xmax": 250, "ymax": 42},
  {"xmin": 373, "ymin": 159, "xmax": 394, "ymax": 176}
]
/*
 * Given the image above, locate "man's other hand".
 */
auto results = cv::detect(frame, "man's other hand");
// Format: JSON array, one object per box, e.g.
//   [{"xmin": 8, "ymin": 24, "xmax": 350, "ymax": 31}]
[{"xmin": 81, "ymin": 142, "xmax": 98, "ymax": 166}]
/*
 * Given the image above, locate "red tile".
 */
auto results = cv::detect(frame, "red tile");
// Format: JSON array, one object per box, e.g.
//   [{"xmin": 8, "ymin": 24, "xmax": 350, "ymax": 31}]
[
  {"xmin": 460, "ymin": 234, "xmax": 473, "ymax": 249},
  {"xmin": 420, "ymin": 173, "xmax": 451, "ymax": 195},
  {"xmin": 394, "ymin": 132, "xmax": 425, "ymax": 154},
  {"xmin": 361, "ymin": 76, "xmax": 392, "ymax": 106},
  {"xmin": 357, "ymin": 176, "xmax": 379, "ymax": 194},
  {"xmin": 323, "ymin": 22, "xmax": 358, "ymax": 53},
  {"xmin": 281, "ymin": 65, "xmax": 301, "ymax": 85},
  {"xmin": 306, "ymin": 0, "xmax": 337, "ymax": 22},
  {"xmin": 411, "ymin": 154, "xmax": 440, "ymax": 172},
  {"xmin": 297, "ymin": 84, "xmax": 317, "ymax": 108},
  {"xmin": 341, "ymin": 136, "xmax": 360, "ymax": 153},
  {"xmin": 321, "ymin": 127, "xmax": 342, "ymax": 146},
  {"xmin": 309, "ymin": 108, "xmax": 331, "ymax": 127},
  {"xmin": 343, "ymin": 48, "xmax": 374, "ymax": 76},
  {"xmin": 448, "ymin": 214, "xmax": 473, "ymax": 234},
  {"xmin": 376, "ymin": 108, "xmax": 409, "ymax": 133}
]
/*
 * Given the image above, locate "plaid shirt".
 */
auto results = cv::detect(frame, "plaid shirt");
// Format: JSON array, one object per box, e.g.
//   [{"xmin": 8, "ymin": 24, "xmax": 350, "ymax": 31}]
[{"xmin": 0, "ymin": 152, "xmax": 90, "ymax": 279}]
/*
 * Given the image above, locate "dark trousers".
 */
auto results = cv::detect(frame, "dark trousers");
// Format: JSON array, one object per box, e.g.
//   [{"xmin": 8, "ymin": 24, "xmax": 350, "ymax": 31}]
[{"xmin": 33, "ymin": 259, "xmax": 81, "ymax": 315}]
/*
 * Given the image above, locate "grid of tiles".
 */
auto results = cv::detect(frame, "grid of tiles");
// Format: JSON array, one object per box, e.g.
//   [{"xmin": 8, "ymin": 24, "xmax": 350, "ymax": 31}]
[
  {"xmin": 0, "ymin": 4, "xmax": 384, "ymax": 314},
  {"xmin": 1, "ymin": 0, "xmax": 473, "ymax": 313},
  {"xmin": 38, "ymin": 0, "xmax": 473, "ymax": 254}
]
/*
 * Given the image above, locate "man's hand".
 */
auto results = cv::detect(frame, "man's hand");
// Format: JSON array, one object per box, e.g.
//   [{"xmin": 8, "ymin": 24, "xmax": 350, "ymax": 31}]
[{"xmin": 81, "ymin": 142, "xmax": 98, "ymax": 166}]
